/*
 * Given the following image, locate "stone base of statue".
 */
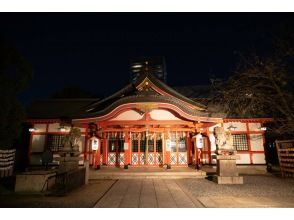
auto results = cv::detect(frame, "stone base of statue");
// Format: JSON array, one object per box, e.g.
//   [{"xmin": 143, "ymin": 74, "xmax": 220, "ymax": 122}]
[
  {"xmin": 57, "ymin": 150, "xmax": 80, "ymax": 173},
  {"xmin": 212, "ymin": 154, "xmax": 243, "ymax": 184}
]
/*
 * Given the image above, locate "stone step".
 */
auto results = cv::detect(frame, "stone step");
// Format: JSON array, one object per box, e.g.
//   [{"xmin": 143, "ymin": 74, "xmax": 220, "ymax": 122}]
[
  {"xmin": 90, "ymin": 175, "xmax": 206, "ymax": 179},
  {"xmin": 89, "ymin": 171, "xmax": 206, "ymax": 179}
]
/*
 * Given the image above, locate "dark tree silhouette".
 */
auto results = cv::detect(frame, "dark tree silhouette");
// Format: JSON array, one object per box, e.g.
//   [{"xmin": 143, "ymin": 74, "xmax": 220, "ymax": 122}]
[
  {"xmin": 210, "ymin": 35, "xmax": 294, "ymax": 137},
  {"xmin": 0, "ymin": 44, "xmax": 33, "ymax": 149}
]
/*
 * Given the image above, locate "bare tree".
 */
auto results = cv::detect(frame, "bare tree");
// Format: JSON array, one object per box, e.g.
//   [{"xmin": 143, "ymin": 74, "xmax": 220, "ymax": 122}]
[{"xmin": 210, "ymin": 37, "xmax": 294, "ymax": 137}]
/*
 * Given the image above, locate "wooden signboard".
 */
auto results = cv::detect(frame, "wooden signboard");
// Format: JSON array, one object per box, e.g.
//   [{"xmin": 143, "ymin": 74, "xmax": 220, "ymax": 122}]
[{"xmin": 275, "ymin": 140, "xmax": 294, "ymax": 177}]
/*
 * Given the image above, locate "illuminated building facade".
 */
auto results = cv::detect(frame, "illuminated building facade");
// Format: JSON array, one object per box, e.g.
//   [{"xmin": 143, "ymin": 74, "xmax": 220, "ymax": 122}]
[{"xmin": 27, "ymin": 61, "xmax": 270, "ymax": 168}]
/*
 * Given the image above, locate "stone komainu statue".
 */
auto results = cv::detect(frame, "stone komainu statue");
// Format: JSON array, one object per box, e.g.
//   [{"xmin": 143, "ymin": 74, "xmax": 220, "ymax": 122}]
[
  {"xmin": 58, "ymin": 127, "xmax": 82, "ymax": 172},
  {"xmin": 214, "ymin": 126, "xmax": 235, "ymax": 155},
  {"xmin": 62, "ymin": 127, "xmax": 81, "ymax": 153}
]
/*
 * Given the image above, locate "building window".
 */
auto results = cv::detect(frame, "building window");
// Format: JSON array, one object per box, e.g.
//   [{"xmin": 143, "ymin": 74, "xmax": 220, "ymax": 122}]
[
  {"xmin": 156, "ymin": 139, "xmax": 162, "ymax": 152},
  {"xmin": 108, "ymin": 140, "xmax": 116, "ymax": 152},
  {"xmin": 170, "ymin": 132, "xmax": 177, "ymax": 152},
  {"xmin": 108, "ymin": 139, "xmax": 124, "ymax": 152},
  {"xmin": 47, "ymin": 134, "xmax": 65, "ymax": 152},
  {"xmin": 118, "ymin": 139, "xmax": 124, "ymax": 152},
  {"xmin": 233, "ymin": 134, "xmax": 248, "ymax": 151},
  {"xmin": 178, "ymin": 138, "xmax": 186, "ymax": 152},
  {"xmin": 132, "ymin": 140, "xmax": 139, "ymax": 152},
  {"xmin": 147, "ymin": 139, "xmax": 154, "ymax": 152},
  {"xmin": 140, "ymin": 139, "xmax": 146, "ymax": 153}
]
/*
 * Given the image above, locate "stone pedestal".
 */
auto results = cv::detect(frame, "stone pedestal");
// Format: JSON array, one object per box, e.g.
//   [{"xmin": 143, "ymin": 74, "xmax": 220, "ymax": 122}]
[
  {"xmin": 213, "ymin": 155, "xmax": 243, "ymax": 184},
  {"xmin": 57, "ymin": 149, "xmax": 80, "ymax": 173}
]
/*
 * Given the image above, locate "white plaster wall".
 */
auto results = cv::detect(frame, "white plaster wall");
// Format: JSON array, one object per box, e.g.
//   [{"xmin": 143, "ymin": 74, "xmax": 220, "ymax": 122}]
[
  {"xmin": 48, "ymin": 123, "xmax": 60, "ymax": 132},
  {"xmin": 211, "ymin": 158, "xmax": 217, "ymax": 164},
  {"xmin": 78, "ymin": 135, "xmax": 86, "ymax": 152},
  {"xmin": 202, "ymin": 154, "xmax": 209, "ymax": 164},
  {"xmin": 249, "ymin": 134, "xmax": 264, "ymax": 151},
  {"xmin": 248, "ymin": 123, "xmax": 261, "ymax": 131},
  {"xmin": 48, "ymin": 123, "xmax": 70, "ymax": 132},
  {"xmin": 32, "ymin": 135, "xmax": 45, "ymax": 152},
  {"xmin": 150, "ymin": 109, "xmax": 181, "ymax": 120},
  {"xmin": 110, "ymin": 110, "xmax": 143, "ymax": 121},
  {"xmin": 224, "ymin": 122, "xmax": 247, "ymax": 132},
  {"xmin": 209, "ymin": 133, "xmax": 216, "ymax": 151},
  {"xmin": 208, "ymin": 123, "xmax": 221, "ymax": 132},
  {"xmin": 34, "ymin": 124, "xmax": 46, "ymax": 132},
  {"xmin": 79, "ymin": 127, "xmax": 86, "ymax": 132},
  {"xmin": 252, "ymin": 154, "xmax": 266, "ymax": 164},
  {"xmin": 236, "ymin": 154, "xmax": 251, "ymax": 164}
]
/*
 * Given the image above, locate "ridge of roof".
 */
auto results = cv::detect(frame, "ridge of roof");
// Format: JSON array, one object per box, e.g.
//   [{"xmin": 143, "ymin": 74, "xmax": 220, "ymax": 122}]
[
  {"xmin": 145, "ymin": 73, "xmax": 207, "ymax": 109},
  {"xmin": 86, "ymin": 73, "xmax": 207, "ymax": 113}
]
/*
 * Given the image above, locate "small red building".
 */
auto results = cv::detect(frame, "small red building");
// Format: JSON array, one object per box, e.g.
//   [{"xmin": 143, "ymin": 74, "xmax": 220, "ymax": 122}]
[{"xmin": 27, "ymin": 68, "xmax": 270, "ymax": 169}]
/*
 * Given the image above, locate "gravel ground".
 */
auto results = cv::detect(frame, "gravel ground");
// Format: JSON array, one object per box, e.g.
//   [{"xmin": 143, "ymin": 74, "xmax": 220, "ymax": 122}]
[{"xmin": 177, "ymin": 175, "xmax": 294, "ymax": 197}]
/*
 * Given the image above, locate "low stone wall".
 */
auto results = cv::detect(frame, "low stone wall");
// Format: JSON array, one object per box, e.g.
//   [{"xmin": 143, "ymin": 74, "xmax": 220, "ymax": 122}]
[
  {"xmin": 55, "ymin": 167, "xmax": 86, "ymax": 193},
  {"xmin": 15, "ymin": 167, "xmax": 86, "ymax": 193},
  {"xmin": 15, "ymin": 170, "xmax": 56, "ymax": 192}
]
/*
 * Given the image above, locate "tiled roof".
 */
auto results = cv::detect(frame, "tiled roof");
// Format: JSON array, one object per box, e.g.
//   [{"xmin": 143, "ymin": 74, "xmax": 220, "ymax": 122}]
[
  {"xmin": 27, "ymin": 98, "xmax": 99, "ymax": 119},
  {"xmin": 27, "ymin": 74, "xmax": 215, "ymax": 120}
]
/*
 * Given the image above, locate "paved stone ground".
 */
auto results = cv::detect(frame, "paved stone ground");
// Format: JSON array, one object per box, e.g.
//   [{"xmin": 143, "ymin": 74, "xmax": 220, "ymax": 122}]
[
  {"xmin": 1, "ymin": 175, "xmax": 294, "ymax": 208},
  {"xmin": 94, "ymin": 176, "xmax": 294, "ymax": 208}
]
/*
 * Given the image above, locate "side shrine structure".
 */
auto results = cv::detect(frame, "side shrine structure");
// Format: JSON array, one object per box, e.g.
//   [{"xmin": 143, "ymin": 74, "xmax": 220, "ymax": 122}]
[{"xmin": 26, "ymin": 61, "xmax": 271, "ymax": 169}]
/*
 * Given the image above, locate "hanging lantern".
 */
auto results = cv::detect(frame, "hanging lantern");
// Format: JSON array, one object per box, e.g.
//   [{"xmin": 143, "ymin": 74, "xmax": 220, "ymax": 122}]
[
  {"xmin": 195, "ymin": 133, "xmax": 203, "ymax": 149},
  {"xmin": 90, "ymin": 136, "xmax": 99, "ymax": 151}
]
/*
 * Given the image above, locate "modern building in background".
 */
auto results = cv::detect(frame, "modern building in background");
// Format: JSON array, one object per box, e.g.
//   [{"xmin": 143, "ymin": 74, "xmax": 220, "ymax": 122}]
[
  {"xmin": 26, "ymin": 59, "xmax": 271, "ymax": 168},
  {"xmin": 130, "ymin": 57, "xmax": 167, "ymax": 83}
]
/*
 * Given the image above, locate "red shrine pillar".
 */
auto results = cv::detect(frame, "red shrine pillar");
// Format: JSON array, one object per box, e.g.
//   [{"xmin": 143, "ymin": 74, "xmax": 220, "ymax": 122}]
[
  {"xmin": 93, "ymin": 138, "xmax": 101, "ymax": 169},
  {"xmin": 193, "ymin": 137, "xmax": 198, "ymax": 168},
  {"xmin": 124, "ymin": 131, "xmax": 131, "ymax": 166},
  {"xmin": 186, "ymin": 132, "xmax": 192, "ymax": 164},
  {"xmin": 103, "ymin": 138, "xmax": 107, "ymax": 165}
]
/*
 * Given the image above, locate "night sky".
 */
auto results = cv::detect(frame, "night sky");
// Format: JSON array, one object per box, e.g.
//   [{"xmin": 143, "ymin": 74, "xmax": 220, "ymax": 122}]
[{"xmin": 0, "ymin": 13, "xmax": 293, "ymax": 105}]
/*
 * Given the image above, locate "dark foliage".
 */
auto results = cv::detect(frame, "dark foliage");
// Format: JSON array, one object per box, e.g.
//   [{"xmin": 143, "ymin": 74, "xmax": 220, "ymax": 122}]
[{"xmin": 0, "ymin": 44, "xmax": 33, "ymax": 148}]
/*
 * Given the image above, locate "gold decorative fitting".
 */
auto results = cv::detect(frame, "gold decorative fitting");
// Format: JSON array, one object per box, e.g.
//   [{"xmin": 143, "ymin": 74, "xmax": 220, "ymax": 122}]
[{"xmin": 136, "ymin": 103, "xmax": 158, "ymax": 112}]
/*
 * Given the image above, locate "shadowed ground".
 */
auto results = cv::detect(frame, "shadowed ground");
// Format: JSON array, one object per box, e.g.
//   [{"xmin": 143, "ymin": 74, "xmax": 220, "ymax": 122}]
[{"xmin": 0, "ymin": 179, "xmax": 115, "ymax": 208}]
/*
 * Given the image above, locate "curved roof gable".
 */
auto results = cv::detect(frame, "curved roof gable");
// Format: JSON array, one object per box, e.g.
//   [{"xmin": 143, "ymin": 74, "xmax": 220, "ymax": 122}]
[{"xmin": 83, "ymin": 73, "xmax": 207, "ymax": 118}]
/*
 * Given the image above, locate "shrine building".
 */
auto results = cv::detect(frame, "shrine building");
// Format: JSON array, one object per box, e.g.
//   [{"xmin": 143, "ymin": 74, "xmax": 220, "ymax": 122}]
[{"xmin": 26, "ymin": 59, "xmax": 271, "ymax": 168}]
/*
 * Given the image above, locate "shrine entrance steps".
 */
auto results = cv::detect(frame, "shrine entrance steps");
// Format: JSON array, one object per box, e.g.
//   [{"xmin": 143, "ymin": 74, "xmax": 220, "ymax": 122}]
[{"xmin": 89, "ymin": 166, "xmax": 206, "ymax": 179}]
